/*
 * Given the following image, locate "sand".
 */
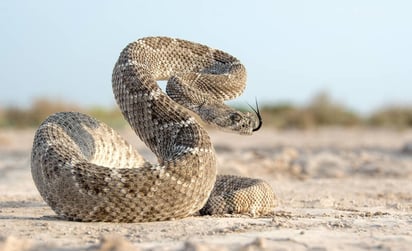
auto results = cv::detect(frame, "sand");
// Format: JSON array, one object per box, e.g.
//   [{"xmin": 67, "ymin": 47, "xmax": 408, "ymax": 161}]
[{"xmin": 0, "ymin": 127, "xmax": 411, "ymax": 250}]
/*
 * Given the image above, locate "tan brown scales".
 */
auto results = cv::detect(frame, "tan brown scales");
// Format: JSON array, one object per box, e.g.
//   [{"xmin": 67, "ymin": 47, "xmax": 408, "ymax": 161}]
[{"xmin": 31, "ymin": 37, "xmax": 276, "ymax": 222}]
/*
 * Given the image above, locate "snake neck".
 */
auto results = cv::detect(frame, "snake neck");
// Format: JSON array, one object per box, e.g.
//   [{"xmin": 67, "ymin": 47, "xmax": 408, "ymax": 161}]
[{"xmin": 112, "ymin": 40, "xmax": 213, "ymax": 165}]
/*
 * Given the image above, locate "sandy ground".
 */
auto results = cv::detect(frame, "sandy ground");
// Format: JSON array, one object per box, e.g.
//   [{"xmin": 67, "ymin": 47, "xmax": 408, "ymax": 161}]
[{"xmin": 0, "ymin": 127, "xmax": 411, "ymax": 250}]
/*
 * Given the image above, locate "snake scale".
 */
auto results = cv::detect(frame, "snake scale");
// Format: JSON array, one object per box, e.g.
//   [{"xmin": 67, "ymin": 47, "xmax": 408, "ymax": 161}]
[{"xmin": 31, "ymin": 37, "xmax": 276, "ymax": 222}]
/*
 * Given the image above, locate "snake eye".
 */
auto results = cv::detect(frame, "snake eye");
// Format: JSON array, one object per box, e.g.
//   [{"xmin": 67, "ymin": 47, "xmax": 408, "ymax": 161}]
[{"xmin": 230, "ymin": 113, "xmax": 242, "ymax": 123}]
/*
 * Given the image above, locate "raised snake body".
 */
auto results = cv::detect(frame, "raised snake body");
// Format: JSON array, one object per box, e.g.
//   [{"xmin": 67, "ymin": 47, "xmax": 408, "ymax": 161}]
[{"xmin": 31, "ymin": 37, "xmax": 276, "ymax": 222}]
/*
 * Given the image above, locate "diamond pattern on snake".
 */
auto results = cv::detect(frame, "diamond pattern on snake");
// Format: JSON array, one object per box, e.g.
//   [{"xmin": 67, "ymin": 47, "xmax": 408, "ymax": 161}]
[{"xmin": 31, "ymin": 37, "xmax": 276, "ymax": 222}]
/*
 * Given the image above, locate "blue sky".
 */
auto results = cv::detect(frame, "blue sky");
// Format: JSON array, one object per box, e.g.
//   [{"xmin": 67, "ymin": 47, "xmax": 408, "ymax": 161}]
[{"xmin": 1, "ymin": 0, "xmax": 411, "ymax": 113}]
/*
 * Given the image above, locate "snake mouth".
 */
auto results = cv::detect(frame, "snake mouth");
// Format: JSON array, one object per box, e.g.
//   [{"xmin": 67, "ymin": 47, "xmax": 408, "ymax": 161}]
[{"xmin": 249, "ymin": 99, "xmax": 262, "ymax": 132}]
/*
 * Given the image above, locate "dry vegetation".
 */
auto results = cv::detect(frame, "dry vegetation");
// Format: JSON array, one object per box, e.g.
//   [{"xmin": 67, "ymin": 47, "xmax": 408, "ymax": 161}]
[
  {"xmin": 260, "ymin": 92, "xmax": 412, "ymax": 129},
  {"xmin": 0, "ymin": 99, "xmax": 125, "ymax": 129},
  {"xmin": 1, "ymin": 93, "xmax": 412, "ymax": 129}
]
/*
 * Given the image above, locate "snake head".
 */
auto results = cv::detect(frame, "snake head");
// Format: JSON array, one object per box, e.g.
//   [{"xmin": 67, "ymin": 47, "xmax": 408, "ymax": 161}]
[
  {"xmin": 198, "ymin": 101, "xmax": 262, "ymax": 135},
  {"xmin": 228, "ymin": 110, "xmax": 262, "ymax": 135}
]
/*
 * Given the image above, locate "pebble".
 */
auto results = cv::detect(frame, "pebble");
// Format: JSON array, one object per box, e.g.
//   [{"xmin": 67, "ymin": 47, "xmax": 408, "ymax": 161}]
[{"xmin": 401, "ymin": 142, "xmax": 412, "ymax": 154}]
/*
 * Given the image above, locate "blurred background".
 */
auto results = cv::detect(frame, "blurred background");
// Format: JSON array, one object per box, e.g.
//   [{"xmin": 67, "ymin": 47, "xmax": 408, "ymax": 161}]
[{"xmin": 1, "ymin": 0, "xmax": 411, "ymax": 129}]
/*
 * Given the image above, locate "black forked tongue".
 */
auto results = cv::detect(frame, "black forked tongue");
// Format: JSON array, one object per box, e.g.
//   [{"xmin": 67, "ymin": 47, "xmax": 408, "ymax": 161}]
[{"xmin": 248, "ymin": 98, "xmax": 263, "ymax": 132}]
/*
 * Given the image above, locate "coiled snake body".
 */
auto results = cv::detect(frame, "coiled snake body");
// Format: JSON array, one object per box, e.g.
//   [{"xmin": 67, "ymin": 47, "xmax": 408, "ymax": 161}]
[{"xmin": 31, "ymin": 37, "xmax": 276, "ymax": 222}]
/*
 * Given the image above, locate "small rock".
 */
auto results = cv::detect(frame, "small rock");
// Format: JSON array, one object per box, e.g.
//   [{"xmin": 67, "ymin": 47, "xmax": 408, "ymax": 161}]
[
  {"xmin": 183, "ymin": 241, "xmax": 227, "ymax": 251},
  {"xmin": 301, "ymin": 152, "xmax": 347, "ymax": 178},
  {"xmin": 401, "ymin": 142, "xmax": 412, "ymax": 154},
  {"xmin": 240, "ymin": 237, "xmax": 267, "ymax": 251},
  {"xmin": 91, "ymin": 235, "xmax": 139, "ymax": 251},
  {"xmin": 0, "ymin": 235, "xmax": 33, "ymax": 251}
]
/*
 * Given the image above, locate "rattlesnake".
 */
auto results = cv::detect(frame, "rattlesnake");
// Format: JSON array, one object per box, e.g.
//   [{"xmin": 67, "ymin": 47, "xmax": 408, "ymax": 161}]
[{"xmin": 31, "ymin": 37, "xmax": 276, "ymax": 222}]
